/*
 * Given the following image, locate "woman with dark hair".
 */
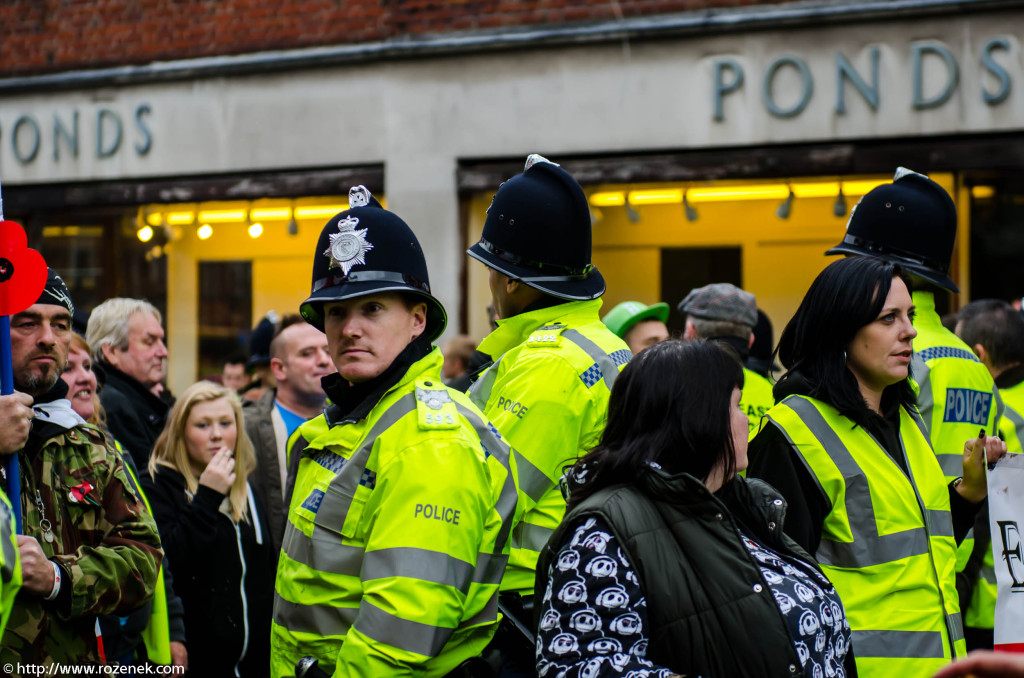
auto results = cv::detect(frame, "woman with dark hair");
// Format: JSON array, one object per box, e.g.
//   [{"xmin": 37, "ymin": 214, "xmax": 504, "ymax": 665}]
[
  {"xmin": 748, "ymin": 256, "xmax": 1005, "ymax": 678},
  {"xmin": 535, "ymin": 340, "xmax": 855, "ymax": 677}
]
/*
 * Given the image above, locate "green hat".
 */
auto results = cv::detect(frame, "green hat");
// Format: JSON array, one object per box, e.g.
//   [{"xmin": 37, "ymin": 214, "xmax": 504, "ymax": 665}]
[{"xmin": 602, "ymin": 301, "xmax": 670, "ymax": 339}]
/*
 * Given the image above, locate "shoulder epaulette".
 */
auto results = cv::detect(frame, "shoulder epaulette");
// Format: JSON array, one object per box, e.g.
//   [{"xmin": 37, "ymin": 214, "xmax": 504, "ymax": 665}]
[
  {"xmin": 414, "ymin": 378, "xmax": 460, "ymax": 430},
  {"xmin": 527, "ymin": 324, "xmax": 566, "ymax": 349}
]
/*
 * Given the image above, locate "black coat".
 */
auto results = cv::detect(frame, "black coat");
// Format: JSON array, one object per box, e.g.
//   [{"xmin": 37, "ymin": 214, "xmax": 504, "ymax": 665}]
[
  {"xmin": 141, "ymin": 466, "xmax": 276, "ymax": 678},
  {"xmin": 98, "ymin": 362, "xmax": 169, "ymax": 469}
]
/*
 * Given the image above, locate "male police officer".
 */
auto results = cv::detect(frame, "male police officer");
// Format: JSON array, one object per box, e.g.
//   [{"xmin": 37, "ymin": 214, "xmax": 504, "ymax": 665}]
[
  {"xmin": 826, "ymin": 168, "xmax": 1002, "ymax": 650},
  {"xmin": 465, "ymin": 155, "xmax": 630, "ymax": 659},
  {"xmin": 271, "ymin": 187, "xmax": 517, "ymax": 677}
]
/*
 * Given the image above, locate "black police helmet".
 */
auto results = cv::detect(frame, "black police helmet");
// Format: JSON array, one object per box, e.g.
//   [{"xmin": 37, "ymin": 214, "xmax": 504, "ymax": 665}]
[
  {"xmin": 467, "ymin": 154, "xmax": 605, "ymax": 300},
  {"xmin": 826, "ymin": 168, "xmax": 959, "ymax": 293},
  {"xmin": 300, "ymin": 186, "xmax": 447, "ymax": 341}
]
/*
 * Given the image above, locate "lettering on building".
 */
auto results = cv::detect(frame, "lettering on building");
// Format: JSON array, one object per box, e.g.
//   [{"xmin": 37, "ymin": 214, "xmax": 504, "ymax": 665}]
[{"xmin": 0, "ymin": 103, "xmax": 153, "ymax": 165}]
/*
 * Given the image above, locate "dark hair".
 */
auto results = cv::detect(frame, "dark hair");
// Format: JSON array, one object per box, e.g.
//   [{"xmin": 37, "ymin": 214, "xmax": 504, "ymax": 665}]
[
  {"xmin": 775, "ymin": 257, "xmax": 916, "ymax": 426},
  {"xmin": 565, "ymin": 339, "xmax": 744, "ymax": 511},
  {"xmin": 957, "ymin": 299, "xmax": 1024, "ymax": 369},
  {"xmin": 223, "ymin": 353, "xmax": 247, "ymax": 368}
]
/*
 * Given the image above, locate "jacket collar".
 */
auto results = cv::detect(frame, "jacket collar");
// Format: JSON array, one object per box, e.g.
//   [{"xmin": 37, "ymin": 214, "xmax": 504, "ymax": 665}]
[
  {"xmin": 477, "ymin": 298, "xmax": 604, "ymax": 360},
  {"xmin": 99, "ymin": 361, "xmax": 170, "ymax": 413},
  {"xmin": 911, "ymin": 290, "xmax": 944, "ymax": 330}
]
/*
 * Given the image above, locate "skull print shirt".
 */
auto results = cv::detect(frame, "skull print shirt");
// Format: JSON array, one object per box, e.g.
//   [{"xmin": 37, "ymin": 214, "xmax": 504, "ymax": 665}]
[
  {"xmin": 535, "ymin": 516, "xmax": 679, "ymax": 678},
  {"xmin": 739, "ymin": 529, "xmax": 852, "ymax": 678}
]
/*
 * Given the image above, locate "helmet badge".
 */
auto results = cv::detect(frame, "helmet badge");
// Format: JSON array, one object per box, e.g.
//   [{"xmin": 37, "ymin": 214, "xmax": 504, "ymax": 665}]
[{"xmin": 324, "ymin": 215, "xmax": 374, "ymax": 275}]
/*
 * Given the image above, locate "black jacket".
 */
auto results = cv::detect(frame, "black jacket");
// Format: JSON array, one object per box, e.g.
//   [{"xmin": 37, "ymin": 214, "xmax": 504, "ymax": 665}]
[
  {"xmin": 97, "ymin": 362, "xmax": 169, "ymax": 469},
  {"xmin": 537, "ymin": 471, "xmax": 857, "ymax": 677},
  {"xmin": 141, "ymin": 467, "xmax": 275, "ymax": 678}
]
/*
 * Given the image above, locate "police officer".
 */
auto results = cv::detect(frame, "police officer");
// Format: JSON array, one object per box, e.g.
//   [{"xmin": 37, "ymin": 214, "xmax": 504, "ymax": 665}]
[
  {"xmin": 465, "ymin": 155, "xmax": 631, "ymax": 669},
  {"xmin": 825, "ymin": 168, "xmax": 1005, "ymax": 649},
  {"xmin": 271, "ymin": 187, "xmax": 518, "ymax": 677},
  {"xmin": 953, "ymin": 298, "xmax": 1024, "ymax": 649}
]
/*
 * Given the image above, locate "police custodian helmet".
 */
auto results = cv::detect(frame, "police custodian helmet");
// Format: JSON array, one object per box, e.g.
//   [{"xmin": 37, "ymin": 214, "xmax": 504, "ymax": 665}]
[
  {"xmin": 826, "ymin": 167, "xmax": 959, "ymax": 293},
  {"xmin": 300, "ymin": 186, "xmax": 447, "ymax": 341},
  {"xmin": 467, "ymin": 154, "xmax": 605, "ymax": 301}
]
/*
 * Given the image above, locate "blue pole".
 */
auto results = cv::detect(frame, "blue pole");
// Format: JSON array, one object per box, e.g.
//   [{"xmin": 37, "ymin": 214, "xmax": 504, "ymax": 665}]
[{"xmin": 0, "ymin": 315, "xmax": 22, "ymax": 534}]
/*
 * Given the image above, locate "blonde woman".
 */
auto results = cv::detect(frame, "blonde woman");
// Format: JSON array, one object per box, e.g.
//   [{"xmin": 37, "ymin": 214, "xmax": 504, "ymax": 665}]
[{"xmin": 143, "ymin": 382, "xmax": 275, "ymax": 678}]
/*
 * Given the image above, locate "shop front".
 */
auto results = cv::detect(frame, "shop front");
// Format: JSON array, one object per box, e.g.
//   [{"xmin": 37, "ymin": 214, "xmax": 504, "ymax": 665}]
[{"xmin": 0, "ymin": 3, "xmax": 1021, "ymax": 392}]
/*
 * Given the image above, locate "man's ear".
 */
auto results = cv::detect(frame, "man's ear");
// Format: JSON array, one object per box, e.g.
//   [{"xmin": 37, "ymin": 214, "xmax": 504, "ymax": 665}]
[
  {"xmin": 682, "ymin": 321, "xmax": 698, "ymax": 341},
  {"xmin": 973, "ymin": 343, "xmax": 988, "ymax": 364},
  {"xmin": 410, "ymin": 302, "xmax": 428, "ymax": 340},
  {"xmin": 748, "ymin": 331, "xmax": 756, "ymax": 349},
  {"xmin": 269, "ymin": 357, "xmax": 287, "ymax": 382},
  {"xmin": 100, "ymin": 343, "xmax": 118, "ymax": 366},
  {"xmin": 505, "ymin": 276, "xmax": 520, "ymax": 295}
]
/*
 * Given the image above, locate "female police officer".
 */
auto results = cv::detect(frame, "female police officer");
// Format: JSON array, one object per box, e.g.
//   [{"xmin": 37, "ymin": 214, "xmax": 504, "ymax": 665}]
[{"xmin": 271, "ymin": 187, "xmax": 518, "ymax": 677}]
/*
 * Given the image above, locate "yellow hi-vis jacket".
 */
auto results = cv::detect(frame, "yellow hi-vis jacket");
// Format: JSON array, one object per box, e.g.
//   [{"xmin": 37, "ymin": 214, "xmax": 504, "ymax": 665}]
[
  {"xmin": 767, "ymin": 395, "xmax": 965, "ymax": 678},
  {"xmin": 0, "ymin": 489, "xmax": 22, "ymax": 638},
  {"xmin": 271, "ymin": 348, "xmax": 518, "ymax": 677},
  {"xmin": 742, "ymin": 367, "xmax": 774, "ymax": 439},
  {"xmin": 965, "ymin": 379, "xmax": 1024, "ymax": 631},
  {"xmin": 468, "ymin": 299, "xmax": 631, "ymax": 594}
]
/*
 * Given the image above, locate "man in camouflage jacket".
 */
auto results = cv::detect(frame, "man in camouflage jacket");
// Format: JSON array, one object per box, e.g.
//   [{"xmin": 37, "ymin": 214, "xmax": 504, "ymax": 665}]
[{"xmin": 0, "ymin": 270, "xmax": 162, "ymax": 671}]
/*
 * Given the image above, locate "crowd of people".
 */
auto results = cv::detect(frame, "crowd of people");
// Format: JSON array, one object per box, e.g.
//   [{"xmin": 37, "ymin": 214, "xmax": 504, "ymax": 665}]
[{"xmin": 0, "ymin": 158, "xmax": 1022, "ymax": 678}]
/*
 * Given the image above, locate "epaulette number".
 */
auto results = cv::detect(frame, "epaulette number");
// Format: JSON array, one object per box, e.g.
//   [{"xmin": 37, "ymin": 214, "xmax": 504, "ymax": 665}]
[{"xmin": 424, "ymin": 412, "xmax": 455, "ymax": 426}]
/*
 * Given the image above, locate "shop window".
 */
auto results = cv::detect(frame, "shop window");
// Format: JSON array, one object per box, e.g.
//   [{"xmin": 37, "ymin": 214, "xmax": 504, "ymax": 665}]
[
  {"xmin": 969, "ymin": 178, "xmax": 1024, "ymax": 305},
  {"xmin": 661, "ymin": 247, "xmax": 742, "ymax": 333},
  {"xmin": 198, "ymin": 261, "xmax": 252, "ymax": 380}
]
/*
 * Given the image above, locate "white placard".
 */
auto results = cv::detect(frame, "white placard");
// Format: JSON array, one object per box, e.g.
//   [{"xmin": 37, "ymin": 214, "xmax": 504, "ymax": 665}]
[{"xmin": 988, "ymin": 452, "xmax": 1024, "ymax": 652}]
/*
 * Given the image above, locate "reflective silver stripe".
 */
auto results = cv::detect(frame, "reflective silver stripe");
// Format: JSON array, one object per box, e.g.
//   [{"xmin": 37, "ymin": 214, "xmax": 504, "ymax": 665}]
[
  {"xmin": 563, "ymin": 329, "xmax": 621, "ymax": 391},
  {"xmin": 936, "ymin": 454, "xmax": 963, "ymax": 478},
  {"xmin": 513, "ymin": 521, "xmax": 556, "ymax": 553},
  {"xmin": 948, "ymin": 612, "xmax": 965, "ymax": 643},
  {"xmin": 912, "ymin": 353, "xmax": 934, "ymax": 436},
  {"xmin": 1003, "ymin": 402, "xmax": 1024, "ymax": 439},
  {"xmin": 851, "ymin": 629, "xmax": 945, "ymax": 659},
  {"xmin": 363, "ymin": 547, "xmax": 474, "ymax": 592},
  {"xmin": 925, "ymin": 509, "xmax": 954, "ymax": 539},
  {"xmin": 314, "ymin": 393, "xmax": 417, "ymax": 528},
  {"xmin": 354, "ymin": 601, "xmax": 454, "ymax": 658},
  {"xmin": 784, "ymin": 397, "xmax": 932, "ymax": 568},
  {"xmin": 281, "ymin": 526, "xmax": 364, "ymax": 576},
  {"xmin": 468, "ymin": 355, "xmax": 503, "ymax": 410},
  {"xmin": 981, "ymin": 565, "xmax": 997, "ymax": 585},
  {"xmin": 461, "ymin": 590, "xmax": 499, "ymax": 628},
  {"xmin": 453, "ymin": 402, "xmax": 518, "ymax": 553},
  {"xmin": 515, "ymin": 453, "xmax": 552, "ymax": 503},
  {"xmin": 274, "ymin": 595, "xmax": 358, "ymax": 636},
  {"xmin": 472, "ymin": 552, "xmax": 509, "ymax": 585}
]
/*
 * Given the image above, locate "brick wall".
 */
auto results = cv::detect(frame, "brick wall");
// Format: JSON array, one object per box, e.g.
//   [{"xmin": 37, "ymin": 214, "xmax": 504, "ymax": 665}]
[{"xmin": 0, "ymin": 0, "xmax": 800, "ymax": 77}]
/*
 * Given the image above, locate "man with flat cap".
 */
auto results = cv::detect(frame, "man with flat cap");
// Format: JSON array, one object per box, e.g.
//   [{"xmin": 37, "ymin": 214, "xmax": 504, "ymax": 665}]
[
  {"xmin": 679, "ymin": 282, "xmax": 774, "ymax": 437},
  {"xmin": 271, "ymin": 187, "xmax": 517, "ymax": 677},
  {"xmin": 465, "ymin": 154, "xmax": 631, "ymax": 670},
  {"xmin": 1, "ymin": 269, "xmax": 162, "ymax": 670},
  {"xmin": 825, "ymin": 168, "xmax": 1003, "ymax": 651}
]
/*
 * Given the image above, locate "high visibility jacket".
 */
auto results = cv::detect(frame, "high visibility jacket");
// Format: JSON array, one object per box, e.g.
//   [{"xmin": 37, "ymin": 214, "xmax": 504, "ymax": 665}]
[
  {"xmin": 767, "ymin": 395, "xmax": 965, "ymax": 678},
  {"xmin": 909, "ymin": 292, "xmax": 1001, "ymax": 480},
  {"xmin": 966, "ymin": 379, "xmax": 1024, "ymax": 631},
  {"xmin": 997, "ymin": 380, "xmax": 1024, "ymax": 454},
  {"xmin": 468, "ymin": 299, "xmax": 630, "ymax": 594},
  {"xmin": 271, "ymin": 349, "xmax": 518, "ymax": 677},
  {"xmin": 0, "ymin": 490, "xmax": 21, "ymax": 639},
  {"xmin": 742, "ymin": 367, "xmax": 774, "ymax": 438}
]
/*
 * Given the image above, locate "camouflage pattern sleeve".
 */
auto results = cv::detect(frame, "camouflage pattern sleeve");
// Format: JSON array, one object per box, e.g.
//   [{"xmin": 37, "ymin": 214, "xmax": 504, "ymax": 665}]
[{"xmin": 50, "ymin": 429, "xmax": 163, "ymax": 620}]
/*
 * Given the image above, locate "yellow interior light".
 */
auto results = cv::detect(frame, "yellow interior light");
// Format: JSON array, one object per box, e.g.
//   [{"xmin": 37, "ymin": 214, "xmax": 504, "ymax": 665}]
[
  {"xmin": 251, "ymin": 208, "xmax": 292, "ymax": 220},
  {"xmin": 145, "ymin": 212, "xmax": 162, "ymax": 227},
  {"xmin": 294, "ymin": 205, "xmax": 349, "ymax": 219},
  {"xmin": 137, "ymin": 226, "xmax": 154, "ymax": 242},
  {"xmin": 791, "ymin": 183, "xmax": 839, "ymax": 199},
  {"xmin": 197, "ymin": 224, "xmax": 213, "ymax": 240},
  {"xmin": 686, "ymin": 185, "xmax": 790, "ymax": 203},
  {"xmin": 841, "ymin": 180, "xmax": 888, "ymax": 196},
  {"xmin": 166, "ymin": 212, "xmax": 195, "ymax": 225},
  {"xmin": 972, "ymin": 186, "xmax": 995, "ymax": 199},
  {"xmin": 628, "ymin": 189, "xmax": 683, "ymax": 205},
  {"xmin": 248, "ymin": 222, "xmax": 264, "ymax": 238},
  {"xmin": 198, "ymin": 209, "xmax": 247, "ymax": 223},
  {"xmin": 589, "ymin": 192, "xmax": 625, "ymax": 207}
]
